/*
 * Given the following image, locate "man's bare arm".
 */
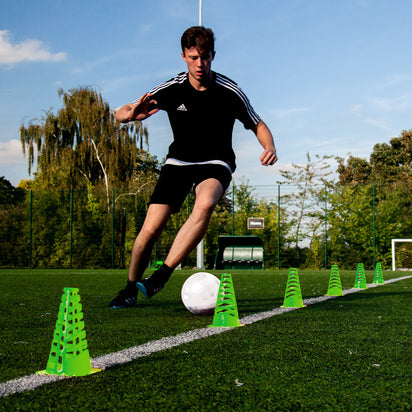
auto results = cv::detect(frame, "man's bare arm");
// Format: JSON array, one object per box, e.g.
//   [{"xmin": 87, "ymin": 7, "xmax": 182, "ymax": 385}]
[
  {"xmin": 115, "ymin": 93, "xmax": 159, "ymax": 123},
  {"xmin": 252, "ymin": 120, "xmax": 278, "ymax": 166}
]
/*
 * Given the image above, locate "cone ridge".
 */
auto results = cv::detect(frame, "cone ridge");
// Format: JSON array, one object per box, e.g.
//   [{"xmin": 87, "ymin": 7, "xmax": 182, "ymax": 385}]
[
  {"xmin": 208, "ymin": 274, "xmax": 243, "ymax": 327},
  {"xmin": 353, "ymin": 263, "xmax": 367, "ymax": 289},
  {"xmin": 326, "ymin": 264, "xmax": 343, "ymax": 296},
  {"xmin": 281, "ymin": 268, "xmax": 306, "ymax": 308},
  {"xmin": 37, "ymin": 287, "xmax": 100, "ymax": 376},
  {"xmin": 372, "ymin": 262, "xmax": 384, "ymax": 284}
]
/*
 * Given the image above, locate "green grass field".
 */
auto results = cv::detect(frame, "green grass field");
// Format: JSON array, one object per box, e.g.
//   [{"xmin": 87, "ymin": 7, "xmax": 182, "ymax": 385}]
[{"xmin": 0, "ymin": 269, "xmax": 411, "ymax": 411}]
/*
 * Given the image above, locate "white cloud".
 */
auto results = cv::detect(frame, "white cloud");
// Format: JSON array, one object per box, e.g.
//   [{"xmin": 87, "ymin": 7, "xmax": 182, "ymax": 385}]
[
  {"xmin": 351, "ymin": 96, "xmax": 407, "ymax": 134},
  {"xmin": 364, "ymin": 118, "xmax": 397, "ymax": 133},
  {"xmin": 0, "ymin": 30, "xmax": 66, "ymax": 66},
  {"xmin": 351, "ymin": 104, "xmax": 362, "ymax": 114},
  {"xmin": 367, "ymin": 95, "xmax": 412, "ymax": 112},
  {"xmin": 0, "ymin": 139, "xmax": 26, "ymax": 165},
  {"xmin": 382, "ymin": 73, "xmax": 412, "ymax": 88},
  {"xmin": 271, "ymin": 107, "xmax": 311, "ymax": 119}
]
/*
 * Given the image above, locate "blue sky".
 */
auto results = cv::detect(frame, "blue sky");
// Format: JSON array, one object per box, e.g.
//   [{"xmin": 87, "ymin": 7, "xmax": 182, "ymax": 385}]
[{"xmin": 1, "ymin": 0, "xmax": 412, "ymax": 187}]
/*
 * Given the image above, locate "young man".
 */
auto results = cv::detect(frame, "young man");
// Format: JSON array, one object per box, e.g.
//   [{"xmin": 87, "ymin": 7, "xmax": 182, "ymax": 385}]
[{"xmin": 110, "ymin": 26, "xmax": 277, "ymax": 308}]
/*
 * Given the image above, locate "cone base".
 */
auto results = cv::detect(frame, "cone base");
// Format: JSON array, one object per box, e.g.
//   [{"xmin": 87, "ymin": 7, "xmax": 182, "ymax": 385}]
[
  {"xmin": 208, "ymin": 313, "xmax": 244, "ymax": 328},
  {"xmin": 207, "ymin": 322, "xmax": 244, "ymax": 328},
  {"xmin": 36, "ymin": 367, "xmax": 101, "ymax": 377},
  {"xmin": 281, "ymin": 304, "xmax": 306, "ymax": 308},
  {"xmin": 326, "ymin": 289, "xmax": 343, "ymax": 296},
  {"xmin": 281, "ymin": 296, "xmax": 306, "ymax": 308}
]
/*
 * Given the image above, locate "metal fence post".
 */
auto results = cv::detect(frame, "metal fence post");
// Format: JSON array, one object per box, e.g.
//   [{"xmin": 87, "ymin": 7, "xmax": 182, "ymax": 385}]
[
  {"xmin": 324, "ymin": 184, "xmax": 328, "ymax": 269},
  {"xmin": 29, "ymin": 190, "xmax": 32, "ymax": 268},
  {"xmin": 373, "ymin": 184, "xmax": 376, "ymax": 269},
  {"xmin": 69, "ymin": 189, "xmax": 73, "ymax": 268},
  {"xmin": 277, "ymin": 184, "xmax": 281, "ymax": 270},
  {"xmin": 122, "ymin": 208, "xmax": 126, "ymax": 268},
  {"xmin": 112, "ymin": 188, "xmax": 115, "ymax": 269},
  {"xmin": 187, "ymin": 193, "xmax": 190, "ymax": 267},
  {"xmin": 231, "ymin": 183, "xmax": 235, "ymax": 236}
]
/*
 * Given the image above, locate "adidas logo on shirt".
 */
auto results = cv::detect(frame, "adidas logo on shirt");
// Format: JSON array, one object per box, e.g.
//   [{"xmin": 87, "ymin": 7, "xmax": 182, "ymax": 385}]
[{"xmin": 177, "ymin": 103, "xmax": 188, "ymax": 112}]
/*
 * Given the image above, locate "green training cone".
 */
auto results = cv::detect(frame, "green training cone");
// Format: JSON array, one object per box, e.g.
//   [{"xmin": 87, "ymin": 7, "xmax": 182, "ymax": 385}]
[
  {"xmin": 281, "ymin": 268, "xmax": 306, "ymax": 308},
  {"xmin": 326, "ymin": 264, "xmax": 343, "ymax": 296},
  {"xmin": 37, "ymin": 287, "xmax": 100, "ymax": 377},
  {"xmin": 208, "ymin": 273, "xmax": 243, "ymax": 327},
  {"xmin": 372, "ymin": 262, "xmax": 384, "ymax": 284},
  {"xmin": 353, "ymin": 263, "xmax": 367, "ymax": 289}
]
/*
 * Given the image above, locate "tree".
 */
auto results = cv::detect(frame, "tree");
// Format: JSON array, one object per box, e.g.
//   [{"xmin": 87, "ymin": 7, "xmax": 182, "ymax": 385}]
[
  {"xmin": 231, "ymin": 180, "xmax": 284, "ymax": 269},
  {"xmin": 370, "ymin": 130, "xmax": 412, "ymax": 183},
  {"xmin": 337, "ymin": 129, "xmax": 412, "ymax": 185},
  {"xmin": 20, "ymin": 87, "xmax": 149, "ymax": 208},
  {"xmin": 331, "ymin": 130, "xmax": 412, "ymax": 268},
  {"xmin": 328, "ymin": 184, "xmax": 375, "ymax": 268},
  {"xmin": 0, "ymin": 178, "xmax": 27, "ymax": 267},
  {"xmin": 277, "ymin": 152, "xmax": 334, "ymax": 266},
  {"xmin": 336, "ymin": 156, "xmax": 371, "ymax": 185},
  {"xmin": 0, "ymin": 177, "xmax": 25, "ymax": 205}
]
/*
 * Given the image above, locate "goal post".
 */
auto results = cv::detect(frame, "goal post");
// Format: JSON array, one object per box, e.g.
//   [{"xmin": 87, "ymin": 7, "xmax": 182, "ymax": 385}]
[{"xmin": 391, "ymin": 239, "xmax": 412, "ymax": 271}]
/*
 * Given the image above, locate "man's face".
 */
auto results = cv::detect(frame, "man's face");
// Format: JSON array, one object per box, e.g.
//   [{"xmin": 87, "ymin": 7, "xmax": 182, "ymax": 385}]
[{"xmin": 182, "ymin": 47, "xmax": 215, "ymax": 84}]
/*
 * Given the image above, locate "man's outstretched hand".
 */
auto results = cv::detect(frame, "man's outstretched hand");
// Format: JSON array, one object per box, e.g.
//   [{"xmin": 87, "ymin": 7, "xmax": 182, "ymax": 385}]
[{"xmin": 115, "ymin": 93, "xmax": 159, "ymax": 123}]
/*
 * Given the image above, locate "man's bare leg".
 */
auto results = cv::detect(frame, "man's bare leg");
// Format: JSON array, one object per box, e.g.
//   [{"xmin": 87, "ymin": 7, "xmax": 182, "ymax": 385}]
[
  {"xmin": 109, "ymin": 204, "xmax": 171, "ymax": 308},
  {"xmin": 164, "ymin": 178, "xmax": 224, "ymax": 269},
  {"xmin": 128, "ymin": 203, "xmax": 172, "ymax": 282},
  {"xmin": 137, "ymin": 178, "xmax": 224, "ymax": 298}
]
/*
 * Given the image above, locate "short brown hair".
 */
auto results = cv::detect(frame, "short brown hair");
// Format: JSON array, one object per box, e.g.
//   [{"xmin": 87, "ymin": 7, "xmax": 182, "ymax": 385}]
[{"xmin": 181, "ymin": 26, "xmax": 215, "ymax": 53}]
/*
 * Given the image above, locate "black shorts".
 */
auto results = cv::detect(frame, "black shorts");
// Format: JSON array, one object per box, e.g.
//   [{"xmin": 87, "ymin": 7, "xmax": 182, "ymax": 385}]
[{"xmin": 149, "ymin": 164, "xmax": 232, "ymax": 213}]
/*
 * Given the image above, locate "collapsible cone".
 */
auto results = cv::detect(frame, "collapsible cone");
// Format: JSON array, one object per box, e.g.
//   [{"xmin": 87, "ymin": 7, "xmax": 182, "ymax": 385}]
[
  {"xmin": 326, "ymin": 264, "xmax": 343, "ymax": 296},
  {"xmin": 208, "ymin": 273, "xmax": 243, "ymax": 327},
  {"xmin": 37, "ymin": 287, "xmax": 100, "ymax": 376},
  {"xmin": 372, "ymin": 262, "xmax": 384, "ymax": 284},
  {"xmin": 281, "ymin": 268, "xmax": 306, "ymax": 308},
  {"xmin": 353, "ymin": 263, "xmax": 367, "ymax": 289}
]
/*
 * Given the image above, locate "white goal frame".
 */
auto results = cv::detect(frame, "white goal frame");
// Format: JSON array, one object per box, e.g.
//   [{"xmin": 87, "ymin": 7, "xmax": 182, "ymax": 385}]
[{"xmin": 391, "ymin": 239, "xmax": 412, "ymax": 271}]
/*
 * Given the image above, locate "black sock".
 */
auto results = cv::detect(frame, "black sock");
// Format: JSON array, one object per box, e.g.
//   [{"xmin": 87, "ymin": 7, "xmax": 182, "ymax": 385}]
[
  {"xmin": 126, "ymin": 279, "xmax": 137, "ymax": 296},
  {"xmin": 154, "ymin": 264, "xmax": 173, "ymax": 282}
]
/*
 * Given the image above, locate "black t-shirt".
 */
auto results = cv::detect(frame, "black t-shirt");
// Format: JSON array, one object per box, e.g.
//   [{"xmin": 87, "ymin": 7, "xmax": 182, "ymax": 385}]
[{"xmin": 147, "ymin": 71, "xmax": 261, "ymax": 172}]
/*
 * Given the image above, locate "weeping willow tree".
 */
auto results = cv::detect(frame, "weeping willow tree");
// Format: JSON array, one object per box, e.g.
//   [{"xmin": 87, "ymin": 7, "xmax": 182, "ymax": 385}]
[{"xmin": 20, "ymin": 87, "xmax": 150, "ymax": 208}]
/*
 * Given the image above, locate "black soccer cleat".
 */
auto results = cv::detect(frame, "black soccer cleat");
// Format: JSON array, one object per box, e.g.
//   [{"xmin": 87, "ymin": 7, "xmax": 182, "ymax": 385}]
[
  {"xmin": 136, "ymin": 265, "xmax": 172, "ymax": 298},
  {"xmin": 136, "ymin": 276, "xmax": 165, "ymax": 298},
  {"xmin": 109, "ymin": 289, "xmax": 137, "ymax": 308}
]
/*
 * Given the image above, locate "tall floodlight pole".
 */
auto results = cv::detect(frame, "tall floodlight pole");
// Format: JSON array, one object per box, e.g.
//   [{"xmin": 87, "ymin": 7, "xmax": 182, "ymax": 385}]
[{"xmin": 199, "ymin": 0, "xmax": 202, "ymax": 25}]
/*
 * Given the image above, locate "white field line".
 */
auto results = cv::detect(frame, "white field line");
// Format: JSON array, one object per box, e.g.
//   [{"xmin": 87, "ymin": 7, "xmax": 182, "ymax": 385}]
[{"xmin": 1, "ymin": 275, "xmax": 411, "ymax": 398}]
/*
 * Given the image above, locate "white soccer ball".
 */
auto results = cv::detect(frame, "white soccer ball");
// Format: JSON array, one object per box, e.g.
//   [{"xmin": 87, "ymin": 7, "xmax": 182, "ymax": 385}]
[{"xmin": 181, "ymin": 272, "xmax": 220, "ymax": 315}]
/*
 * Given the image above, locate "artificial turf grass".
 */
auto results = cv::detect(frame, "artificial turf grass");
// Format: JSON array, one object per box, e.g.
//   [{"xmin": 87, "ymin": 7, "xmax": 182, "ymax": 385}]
[
  {"xmin": 0, "ymin": 269, "xmax": 280, "ymax": 381},
  {"xmin": 0, "ymin": 268, "xmax": 405, "ymax": 382},
  {"xmin": 1, "ymin": 276, "xmax": 410, "ymax": 411}
]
